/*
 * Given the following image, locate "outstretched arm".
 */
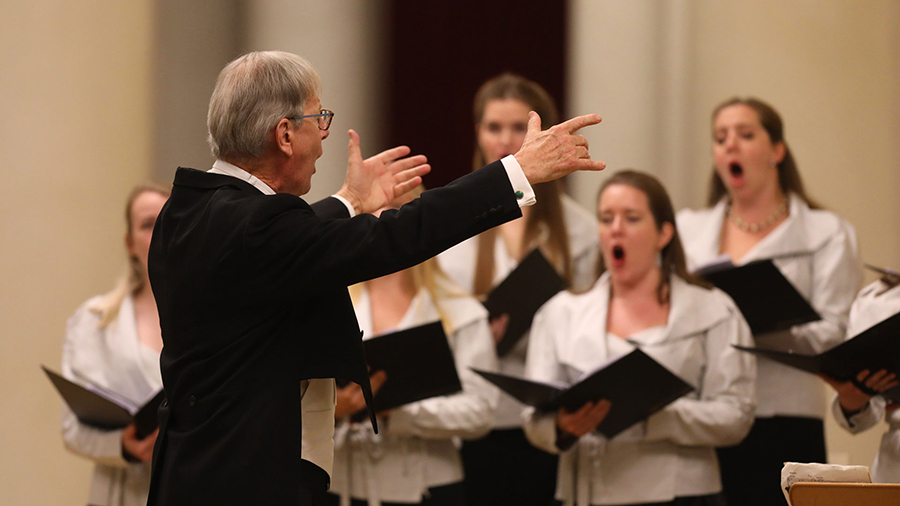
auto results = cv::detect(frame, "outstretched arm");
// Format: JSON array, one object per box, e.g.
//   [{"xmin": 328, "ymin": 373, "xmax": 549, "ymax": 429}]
[{"xmin": 336, "ymin": 112, "xmax": 605, "ymax": 215}]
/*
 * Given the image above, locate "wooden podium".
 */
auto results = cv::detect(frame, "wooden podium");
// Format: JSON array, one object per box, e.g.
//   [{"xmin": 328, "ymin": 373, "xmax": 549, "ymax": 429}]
[{"xmin": 789, "ymin": 482, "xmax": 900, "ymax": 506}]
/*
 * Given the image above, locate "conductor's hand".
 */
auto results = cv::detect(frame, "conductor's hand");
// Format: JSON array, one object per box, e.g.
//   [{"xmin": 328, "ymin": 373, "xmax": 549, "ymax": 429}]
[
  {"xmin": 336, "ymin": 130, "xmax": 431, "ymax": 215},
  {"xmin": 822, "ymin": 369, "xmax": 898, "ymax": 414},
  {"xmin": 514, "ymin": 112, "xmax": 605, "ymax": 185},
  {"xmin": 334, "ymin": 370, "xmax": 388, "ymax": 420},
  {"xmin": 121, "ymin": 424, "xmax": 158, "ymax": 463},
  {"xmin": 556, "ymin": 400, "xmax": 611, "ymax": 438}
]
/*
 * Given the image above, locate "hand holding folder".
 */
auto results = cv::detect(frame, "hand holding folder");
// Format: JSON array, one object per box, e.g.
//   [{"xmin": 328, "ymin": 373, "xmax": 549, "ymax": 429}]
[
  {"xmin": 361, "ymin": 321, "xmax": 462, "ymax": 413},
  {"xmin": 733, "ymin": 310, "xmax": 900, "ymax": 402},
  {"xmin": 42, "ymin": 366, "xmax": 163, "ymax": 438},
  {"xmin": 472, "ymin": 348, "xmax": 693, "ymax": 438},
  {"xmin": 483, "ymin": 249, "xmax": 566, "ymax": 357}
]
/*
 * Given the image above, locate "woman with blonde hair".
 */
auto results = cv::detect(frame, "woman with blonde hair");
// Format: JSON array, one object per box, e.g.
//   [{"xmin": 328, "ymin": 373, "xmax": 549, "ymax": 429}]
[
  {"xmin": 438, "ymin": 73, "xmax": 599, "ymax": 506},
  {"xmin": 60, "ymin": 182, "xmax": 169, "ymax": 506},
  {"xmin": 676, "ymin": 97, "xmax": 861, "ymax": 506},
  {"xmin": 323, "ymin": 188, "xmax": 499, "ymax": 506}
]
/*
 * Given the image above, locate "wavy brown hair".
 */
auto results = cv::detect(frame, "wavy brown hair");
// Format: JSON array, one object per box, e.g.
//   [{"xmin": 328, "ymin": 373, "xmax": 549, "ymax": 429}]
[
  {"xmin": 471, "ymin": 73, "xmax": 571, "ymax": 296},
  {"xmin": 707, "ymin": 97, "xmax": 821, "ymax": 209},
  {"xmin": 597, "ymin": 170, "xmax": 708, "ymax": 303}
]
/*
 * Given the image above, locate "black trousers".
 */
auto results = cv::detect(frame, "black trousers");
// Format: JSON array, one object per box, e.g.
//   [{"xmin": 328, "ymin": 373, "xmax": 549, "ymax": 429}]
[
  {"xmin": 319, "ymin": 482, "xmax": 464, "ymax": 506},
  {"xmin": 717, "ymin": 416, "xmax": 827, "ymax": 506},
  {"xmin": 553, "ymin": 492, "xmax": 727, "ymax": 506},
  {"xmin": 461, "ymin": 428, "xmax": 558, "ymax": 506}
]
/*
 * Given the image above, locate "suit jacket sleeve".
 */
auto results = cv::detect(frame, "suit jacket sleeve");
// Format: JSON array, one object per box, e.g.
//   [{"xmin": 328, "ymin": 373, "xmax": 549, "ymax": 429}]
[
  {"xmin": 310, "ymin": 196, "xmax": 351, "ymax": 219},
  {"xmin": 247, "ymin": 161, "xmax": 521, "ymax": 298}
]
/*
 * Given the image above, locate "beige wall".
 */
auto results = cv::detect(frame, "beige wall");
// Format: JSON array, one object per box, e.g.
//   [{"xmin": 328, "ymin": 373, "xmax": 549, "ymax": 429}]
[
  {"xmin": 569, "ymin": 0, "xmax": 900, "ymax": 468},
  {"xmin": 2, "ymin": 2, "xmax": 898, "ymax": 503},
  {"xmin": 0, "ymin": 1, "xmax": 154, "ymax": 504},
  {"xmin": 241, "ymin": 0, "xmax": 389, "ymax": 204}
]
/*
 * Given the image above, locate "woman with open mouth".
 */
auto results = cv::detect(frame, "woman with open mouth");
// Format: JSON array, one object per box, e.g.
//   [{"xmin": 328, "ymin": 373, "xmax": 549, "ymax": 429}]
[
  {"xmin": 438, "ymin": 74, "xmax": 599, "ymax": 506},
  {"xmin": 676, "ymin": 98, "xmax": 861, "ymax": 506},
  {"xmin": 522, "ymin": 170, "xmax": 756, "ymax": 506}
]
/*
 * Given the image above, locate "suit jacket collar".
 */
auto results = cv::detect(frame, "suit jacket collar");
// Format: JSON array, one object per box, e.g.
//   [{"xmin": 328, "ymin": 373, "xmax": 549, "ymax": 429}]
[
  {"xmin": 173, "ymin": 166, "xmax": 263, "ymax": 194},
  {"xmin": 172, "ymin": 167, "xmax": 315, "ymax": 212}
]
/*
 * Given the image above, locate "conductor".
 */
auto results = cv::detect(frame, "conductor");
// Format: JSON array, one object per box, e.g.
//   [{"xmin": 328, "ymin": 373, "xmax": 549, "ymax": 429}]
[{"xmin": 146, "ymin": 50, "xmax": 604, "ymax": 506}]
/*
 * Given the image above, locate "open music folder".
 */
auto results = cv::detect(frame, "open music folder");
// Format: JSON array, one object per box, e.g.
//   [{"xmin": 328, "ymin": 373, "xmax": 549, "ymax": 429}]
[
  {"xmin": 483, "ymin": 248, "xmax": 566, "ymax": 357},
  {"xmin": 42, "ymin": 366, "xmax": 163, "ymax": 438},
  {"xmin": 363, "ymin": 321, "xmax": 463, "ymax": 412},
  {"xmin": 734, "ymin": 310, "xmax": 900, "ymax": 402},
  {"xmin": 472, "ymin": 349, "xmax": 694, "ymax": 438},
  {"xmin": 695, "ymin": 258, "xmax": 820, "ymax": 336}
]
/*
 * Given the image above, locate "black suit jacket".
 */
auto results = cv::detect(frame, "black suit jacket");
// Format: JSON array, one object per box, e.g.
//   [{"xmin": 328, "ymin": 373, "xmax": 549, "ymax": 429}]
[{"xmin": 146, "ymin": 161, "xmax": 520, "ymax": 506}]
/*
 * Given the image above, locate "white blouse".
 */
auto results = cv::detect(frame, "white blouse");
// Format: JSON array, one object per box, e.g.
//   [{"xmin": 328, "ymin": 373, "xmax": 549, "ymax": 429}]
[
  {"xmin": 61, "ymin": 294, "xmax": 163, "ymax": 506},
  {"xmin": 831, "ymin": 279, "xmax": 900, "ymax": 483},
  {"xmin": 438, "ymin": 195, "xmax": 599, "ymax": 428},
  {"xmin": 522, "ymin": 274, "xmax": 756, "ymax": 506},
  {"xmin": 329, "ymin": 279, "xmax": 499, "ymax": 505},
  {"xmin": 676, "ymin": 194, "xmax": 860, "ymax": 419}
]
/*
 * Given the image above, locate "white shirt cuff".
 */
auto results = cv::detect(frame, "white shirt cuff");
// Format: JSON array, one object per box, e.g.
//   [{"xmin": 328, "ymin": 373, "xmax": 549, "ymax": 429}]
[
  {"xmin": 331, "ymin": 194, "xmax": 357, "ymax": 217},
  {"xmin": 501, "ymin": 155, "xmax": 536, "ymax": 207}
]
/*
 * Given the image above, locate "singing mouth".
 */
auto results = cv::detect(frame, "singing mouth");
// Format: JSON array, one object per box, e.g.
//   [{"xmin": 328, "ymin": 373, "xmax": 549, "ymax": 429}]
[
  {"xmin": 612, "ymin": 246, "xmax": 625, "ymax": 261},
  {"xmin": 729, "ymin": 163, "xmax": 743, "ymax": 178}
]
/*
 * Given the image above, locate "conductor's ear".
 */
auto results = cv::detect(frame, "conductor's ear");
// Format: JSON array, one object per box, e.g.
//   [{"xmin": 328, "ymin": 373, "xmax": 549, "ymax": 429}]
[{"xmin": 275, "ymin": 118, "xmax": 295, "ymax": 156}]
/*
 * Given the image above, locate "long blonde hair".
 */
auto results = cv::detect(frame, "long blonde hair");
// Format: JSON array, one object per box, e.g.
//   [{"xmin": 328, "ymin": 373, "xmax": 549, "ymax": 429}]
[
  {"xmin": 350, "ymin": 186, "xmax": 466, "ymax": 335},
  {"xmin": 471, "ymin": 73, "xmax": 572, "ymax": 296},
  {"xmin": 96, "ymin": 182, "xmax": 170, "ymax": 328}
]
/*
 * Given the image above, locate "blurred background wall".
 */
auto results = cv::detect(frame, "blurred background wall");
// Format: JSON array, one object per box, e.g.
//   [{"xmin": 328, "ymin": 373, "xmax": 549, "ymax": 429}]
[{"xmin": 1, "ymin": 1, "xmax": 897, "ymax": 503}]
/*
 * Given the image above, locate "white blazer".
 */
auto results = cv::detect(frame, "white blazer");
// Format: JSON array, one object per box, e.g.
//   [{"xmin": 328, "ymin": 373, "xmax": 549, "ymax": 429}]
[
  {"xmin": 438, "ymin": 195, "xmax": 599, "ymax": 428},
  {"xmin": 330, "ymin": 279, "xmax": 499, "ymax": 506},
  {"xmin": 522, "ymin": 274, "xmax": 756, "ymax": 506},
  {"xmin": 831, "ymin": 280, "xmax": 900, "ymax": 483},
  {"xmin": 676, "ymin": 194, "xmax": 860, "ymax": 418},
  {"xmin": 61, "ymin": 294, "xmax": 162, "ymax": 506}
]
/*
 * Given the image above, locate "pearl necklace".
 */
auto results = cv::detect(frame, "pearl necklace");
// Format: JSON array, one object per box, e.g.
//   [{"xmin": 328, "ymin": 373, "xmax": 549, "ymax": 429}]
[{"xmin": 727, "ymin": 199, "xmax": 788, "ymax": 233}]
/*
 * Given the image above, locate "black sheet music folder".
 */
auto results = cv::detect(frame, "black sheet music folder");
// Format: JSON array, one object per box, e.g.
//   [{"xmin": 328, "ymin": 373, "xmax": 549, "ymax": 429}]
[
  {"xmin": 363, "ymin": 321, "xmax": 463, "ymax": 412},
  {"xmin": 696, "ymin": 259, "xmax": 820, "ymax": 336},
  {"xmin": 42, "ymin": 366, "xmax": 163, "ymax": 438},
  {"xmin": 472, "ymin": 348, "xmax": 694, "ymax": 438},
  {"xmin": 734, "ymin": 310, "xmax": 900, "ymax": 402},
  {"xmin": 483, "ymin": 249, "xmax": 566, "ymax": 357}
]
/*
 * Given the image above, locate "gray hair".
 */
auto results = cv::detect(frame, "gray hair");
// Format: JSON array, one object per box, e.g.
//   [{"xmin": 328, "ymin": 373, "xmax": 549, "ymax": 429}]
[{"xmin": 207, "ymin": 51, "xmax": 322, "ymax": 161}]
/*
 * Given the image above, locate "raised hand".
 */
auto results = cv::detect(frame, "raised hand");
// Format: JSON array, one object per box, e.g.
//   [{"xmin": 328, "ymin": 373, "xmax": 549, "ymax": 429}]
[
  {"xmin": 514, "ymin": 112, "xmax": 606, "ymax": 185},
  {"xmin": 556, "ymin": 399, "xmax": 612, "ymax": 438},
  {"xmin": 336, "ymin": 130, "xmax": 431, "ymax": 215}
]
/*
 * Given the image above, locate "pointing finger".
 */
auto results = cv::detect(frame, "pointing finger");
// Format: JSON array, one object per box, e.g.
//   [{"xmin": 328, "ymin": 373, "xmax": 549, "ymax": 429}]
[
  {"xmin": 575, "ymin": 158, "xmax": 607, "ymax": 172},
  {"xmin": 559, "ymin": 114, "xmax": 602, "ymax": 134}
]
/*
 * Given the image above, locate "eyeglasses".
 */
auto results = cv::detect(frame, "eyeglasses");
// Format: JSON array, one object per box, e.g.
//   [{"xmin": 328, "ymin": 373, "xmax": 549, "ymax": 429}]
[{"xmin": 287, "ymin": 109, "xmax": 334, "ymax": 131}]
